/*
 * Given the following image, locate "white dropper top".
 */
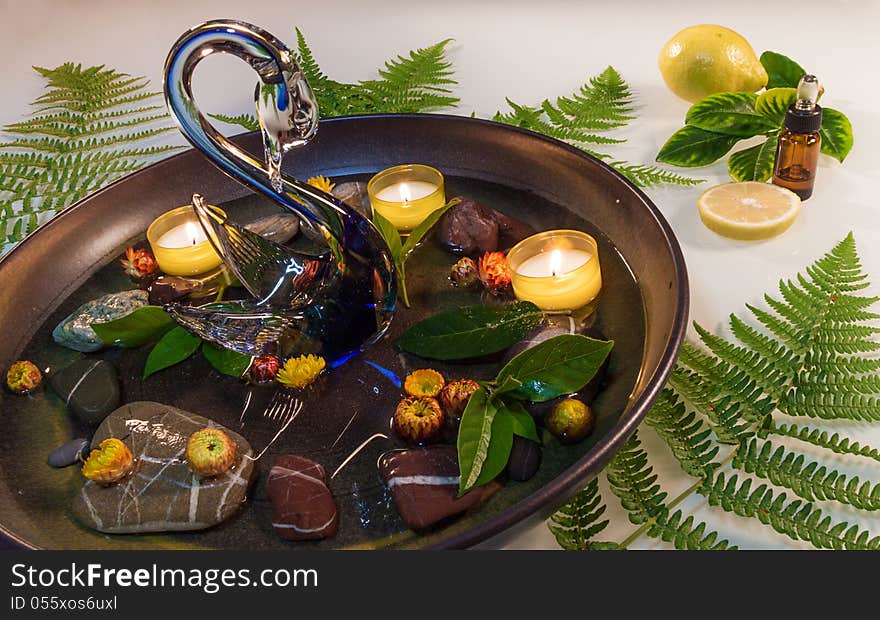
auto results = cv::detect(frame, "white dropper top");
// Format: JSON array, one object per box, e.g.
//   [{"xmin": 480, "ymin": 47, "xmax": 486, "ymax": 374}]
[{"xmin": 795, "ymin": 75, "xmax": 820, "ymax": 111}]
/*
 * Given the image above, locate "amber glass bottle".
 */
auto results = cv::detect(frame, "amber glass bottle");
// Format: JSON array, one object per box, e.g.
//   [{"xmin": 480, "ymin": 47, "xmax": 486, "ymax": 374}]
[{"xmin": 772, "ymin": 75, "xmax": 822, "ymax": 200}]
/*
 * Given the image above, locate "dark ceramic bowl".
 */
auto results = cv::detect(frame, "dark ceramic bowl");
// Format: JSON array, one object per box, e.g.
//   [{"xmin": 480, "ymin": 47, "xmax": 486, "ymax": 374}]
[{"xmin": 0, "ymin": 114, "xmax": 687, "ymax": 549}]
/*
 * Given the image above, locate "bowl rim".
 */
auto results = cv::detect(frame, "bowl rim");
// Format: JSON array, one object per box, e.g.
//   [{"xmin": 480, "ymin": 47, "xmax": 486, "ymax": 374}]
[{"xmin": 0, "ymin": 112, "xmax": 689, "ymax": 550}]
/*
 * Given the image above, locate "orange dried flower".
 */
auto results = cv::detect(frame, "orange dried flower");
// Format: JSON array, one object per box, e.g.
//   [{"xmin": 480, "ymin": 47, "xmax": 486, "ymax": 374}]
[
  {"xmin": 478, "ymin": 251, "xmax": 512, "ymax": 291},
  {"xmin": 6, "ymin": 360, "xmax": 42, "ymax": 394},
  {"xmin": 404, "ymin": 368, "xmax": 445, "ymax": 398},
  {"xmin": 393, "ymin": 397, "xmax": 445, "ymax": 444},
  {"xmin": 120, "ymin": 246, "xmax": 159, "ymax": 279},
  {"xmin": 81, "ymin": 438, "xmax": 135, "ymax": 485},
  {"xmin": 186, "ymin": 428, "xmax": 237, "ymax": 477}
]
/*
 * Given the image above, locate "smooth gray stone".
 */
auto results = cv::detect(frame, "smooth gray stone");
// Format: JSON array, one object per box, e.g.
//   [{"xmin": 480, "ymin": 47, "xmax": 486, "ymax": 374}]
[
  {"xmin": 71, "ymin": 402, "xmax": 255, "ymax": 534},
  {"xmin": 52, "ymin": 290, "xmax": 148, "ymax": 352},
  {"xmin": 245, "ymin": 213, "xmax": 300, "ymax": 244},
  {"xmin": 47, "ymin": 438, "xmax": 90, "ymax": 468},
  {"xmin": 332, "ymin": 181, "xmax": 372, "ymax": 219},
  {"xmin": 50, "ymin": 359, "xmax": 120, "ymax": 425}
]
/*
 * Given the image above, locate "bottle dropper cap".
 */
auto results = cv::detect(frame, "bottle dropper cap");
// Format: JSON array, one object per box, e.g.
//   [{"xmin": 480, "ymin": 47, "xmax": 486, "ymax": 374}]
[{"xmin": 785, "ymin": 75, "xmax": 822, "ymax": 133}]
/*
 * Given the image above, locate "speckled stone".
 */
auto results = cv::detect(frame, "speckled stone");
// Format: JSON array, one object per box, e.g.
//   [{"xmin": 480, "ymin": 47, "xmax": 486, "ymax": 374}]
[
  {"xmin": 49, "ymin": 359, "xmax": 120, "ymax": 425},
  {"xmin": 52, "ymin": 290, "xmax": 148, "ymax": 352},
  {"xmin": 71, "ymin": 402, "xmax": 255, "ymax": 534},
  {"xmin": 266, "ymin": 455, "xmax": 338, "ymax": 541}
]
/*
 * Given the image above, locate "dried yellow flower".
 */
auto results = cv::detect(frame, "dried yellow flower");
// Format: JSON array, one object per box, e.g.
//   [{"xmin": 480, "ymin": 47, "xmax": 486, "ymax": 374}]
[
  {"xmin": 276, "ymin": 354, "xmax": 326, "ymax": 389},
  {"xmin": 81, "ymin": 438, "xmax": 134, "ymax": 485},
  {"xmin": 306, "ymin": 176, "xmax": 336, "ymax": 194}
]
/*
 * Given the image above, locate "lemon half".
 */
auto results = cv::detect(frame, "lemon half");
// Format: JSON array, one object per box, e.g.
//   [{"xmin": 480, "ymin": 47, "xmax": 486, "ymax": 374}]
[{"xmin": 697, "ymin": 182, "xmax": 802, "ymax": 240}]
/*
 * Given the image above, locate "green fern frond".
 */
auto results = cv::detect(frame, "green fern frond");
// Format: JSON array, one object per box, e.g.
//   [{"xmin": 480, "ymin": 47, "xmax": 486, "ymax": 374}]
[
  {"xmin": 733, "ymin": 437, "xmax": 880, "ymax": 510},
  {"xmin": 644, "ymin": 389, "xmax": 719, "ymax": 477},
  {"xmin": 0, "ymin": 63, "xmax": 181, "ymax": 253},
  {"xmin": 493, "ymin": 66, "xmax": 700, "ymax": 188},
  {"xmin": 209, "ymin": 113, "xmax": 261, "ymax": 132},
  {"xmin": 609, "ymin": 162, "xmax": 704, "ymax": 187},
  {"xmin": 548, "ymin": 479, "xmax": 614, "ymax": 550},
  {"xmin": 700, "ymin": 472, "xmax": 880, "ymax": 550},
  {"xmin": 605, "ymin": 433, "xmax": 734, "ymax": 550},
  {"xmin": 763, "ymin": 422, "xmax": 880, "ymax": 464},
  {"xmin": 605, "ymin": 432, "xmax": 667, "ymax": 525}
]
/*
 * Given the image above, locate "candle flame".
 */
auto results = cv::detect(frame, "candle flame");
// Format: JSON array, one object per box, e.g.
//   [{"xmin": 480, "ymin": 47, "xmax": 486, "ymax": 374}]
[
  {"xmin": 185, "ymin": 221, "xmax": 199, "ymax": 246},
  {"xmin": 399, "ymin": 182, "xmax": 412, "ymax": 203},
  {"xmin": 550, "ymin": 249, "xmax": 563, "ymax": 277}
]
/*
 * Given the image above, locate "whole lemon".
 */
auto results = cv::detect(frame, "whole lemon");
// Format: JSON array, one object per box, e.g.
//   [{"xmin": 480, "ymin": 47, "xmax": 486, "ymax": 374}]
[{"xmin": 659, "ymin": 25, "xmax": 768, "ymax": 103}]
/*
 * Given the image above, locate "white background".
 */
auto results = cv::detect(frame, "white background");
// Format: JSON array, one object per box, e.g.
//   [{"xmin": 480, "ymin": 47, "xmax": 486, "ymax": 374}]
[{"xmin": 2, "ymin": 0, "xmax": 879, "ymax": 549}]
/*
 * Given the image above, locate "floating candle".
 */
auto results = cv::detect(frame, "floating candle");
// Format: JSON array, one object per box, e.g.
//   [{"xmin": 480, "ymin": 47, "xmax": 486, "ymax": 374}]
[
  {"xmin": 147, "ymin": 204, "xmax": 225, "ymax": 276},
  {"xmin": 507, "ymin": 230, "xmax": 602, "ymax": 312},
  {"xmin": 368, "ymin": 164, "xmax": 446, "ymax": 232}
]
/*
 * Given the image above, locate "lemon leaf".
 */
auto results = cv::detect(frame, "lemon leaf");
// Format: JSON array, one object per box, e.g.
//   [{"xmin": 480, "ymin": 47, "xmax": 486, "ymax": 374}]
[
  {"xmin": 728, "ymin": 134, "xmax": 779, "ymax": 182},
  {"xmin": 686, "ymin": 92, "xmax": 779, "ymax": 137},
  {"xmin": 756, "ymin": 88, "xmax": 796, "ymax": 126},
  {"xmin": 820, "ymin": 107, "xmax": 854, "ymax": 163},
  {"xmin": 760, "ymin": 51, "xmax": 807, "ymax": 89},
  {"xmin": 656, "ymin": 126, "xmax": 741, "ymax": 167}
]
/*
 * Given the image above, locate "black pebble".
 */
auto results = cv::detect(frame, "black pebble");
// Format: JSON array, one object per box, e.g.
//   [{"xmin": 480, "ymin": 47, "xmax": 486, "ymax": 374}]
[{"xmin": 507, "ymin": 436, "xmax": 542, "ymax": 482}]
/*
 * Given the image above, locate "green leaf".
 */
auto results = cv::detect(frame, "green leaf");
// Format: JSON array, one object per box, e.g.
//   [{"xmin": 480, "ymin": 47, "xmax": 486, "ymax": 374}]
[
  {"xmin": 728, "ymin": 134, "xmax": 779, "ymax": 182},
  {"xmin": 372, "ymin": 209, "xmax": 402, "ymax": 257},
  {"xmin": 760, "ymin": 51, "xmax": 806, "ymax": 89},
  {"xmin": 656, "ymin": 125, "xmax": 741, "ymax": 167},
  {"xmin": 473, "ymin": 406, "xmax": 515, "ymax": 488},
  {"xmin": 401, "ymin": 198, "xmax": 458, "ymax": 258},
  {"xmin": 457, "ymin": 388, "xmax": 497, "ymax": 494},
  {"xmin": 501, "ymin": 398, "xmax": 541, "ymax": 442},
  {"xmin": 685, "ymin": 92, "xmax": 779, "ymax": 137},
  {"xmin": 143, "ymin": 326, "xmax": 201, "ymax": 378},
  {"xmin": 496, "ymin": 334, "xmax": 613, "ymax": 402},
  {"xmin": 756, "ymin": 88, "xmax": 796, "ymax": 125},
  {"xmin": 819, "ymin": 107, "xmax": 854, "ymax": 163},
  {"xmin": 396, "ymin": 302, "xmax": 543, "ymax": 360},
  {"xmin": 202, "ymin": 343, "xmax": 252, "ymax": 377},
  {"xmin": 90, "ymin": 305, "xmax": 174, "ymax": 348}
]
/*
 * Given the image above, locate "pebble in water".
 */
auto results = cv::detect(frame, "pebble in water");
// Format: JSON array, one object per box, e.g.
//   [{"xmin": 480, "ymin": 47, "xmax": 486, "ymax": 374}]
[
  {"xmin": 379, "ymin": 445, "xmax": 486, "ymax": 530},
  {"xmin": 438, "ymin": 198, "xmax": 535, "ymax": 255},
  {"xmin": 507, "ymin": 436, "xmax": 542, "ymax": 482},
  {"xmin": 49, "ymin": 359, "xmax": 120, "ymax": 425},
  {"xmin": 244, "ymin": 213, "xmax": 300, "ymax": 245},
  {"xmin": 47, "ymin": 438, "xmax": 90, "ymax": 468},
  {"xmin": 332, "ymin": 181, "xmax": 372, "ymax": 219},
  {"xmin": 52, "ymin": 290, "xmax": 148, "ymax": 352},
  {"xmin": 266, "ymin": 455, "xmax": 338, "ymax": 541}
]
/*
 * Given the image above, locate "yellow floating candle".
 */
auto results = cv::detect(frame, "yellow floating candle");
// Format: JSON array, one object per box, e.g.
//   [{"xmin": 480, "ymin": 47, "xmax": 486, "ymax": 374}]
[
  {"xmin": 507, "ymin": 230, "xmax": 602, "ymax": 312},
  {"xmin": 367, "ymin": 164, "xmax": 446, "ymax": 232},
  {"xmin": 147, "ymin": 205, "xmax": 225, "ymax": 277}
]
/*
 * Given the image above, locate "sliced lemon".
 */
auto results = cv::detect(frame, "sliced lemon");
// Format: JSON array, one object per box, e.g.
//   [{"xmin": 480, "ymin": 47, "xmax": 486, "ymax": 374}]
[{"xmin": 697, "ymin": 182, "xmax": 801, "ymax": 241}]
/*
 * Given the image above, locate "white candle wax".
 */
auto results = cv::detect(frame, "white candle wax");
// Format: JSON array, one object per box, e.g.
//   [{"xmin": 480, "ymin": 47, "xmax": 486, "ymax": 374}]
[
  {"xmin": 374, "ymin": 180, "xmax": 438, "ymax": 204},
  {"xmin": 157, "ymin": 221, "xmax": 209, "ymax": 249},
  {"xmin": 515, "ymin": 248, "xmax": 592, "ymax": 278}
]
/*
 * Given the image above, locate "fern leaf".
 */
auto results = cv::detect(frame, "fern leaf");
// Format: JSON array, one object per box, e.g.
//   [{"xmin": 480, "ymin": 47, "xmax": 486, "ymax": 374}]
[
  {"xmin": 548, "ymin": 479, "xmax": 614, "ymax": 550},
  {"xmin": 700, "ymin": 472, "xmax": 880, "ymax": 549},
  {"xmin": 209, "ymin": 113, "xmax": 261, "ymax": 132},
  {"xmin": 1, "ymin": 63, "xmax": 181, "ymax": 254},
  {"xmin": 606, "ymin": 433, "xmax": 733, "ymax": 550},
  {"xmin": 763, "ymin": 422, "xmax": 880, "ymax": 464},
  {"xmin": 644, "ymin": 389, "xmax": 719, "ymax": 477},
  {"xmin": 493, "ymin": 67, "xmax": 699, "ymax": 188},
  {"xmin": 733, "ymin": 437, "xmax": 880, "ymax": 510},
  {"xmin": 609, "ymin": 162, "xmax": 704, "ymax": 188}
]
